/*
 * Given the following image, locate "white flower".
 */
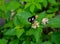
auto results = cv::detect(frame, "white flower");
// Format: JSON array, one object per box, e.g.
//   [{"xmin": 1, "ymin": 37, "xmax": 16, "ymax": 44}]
[
  {"xmin": 32, "ymin": 21, "xmax": 40, "ymax": 29},
  {"xmin": 42, "ymin": 18, "xmax": 49, "ymax": 25}
]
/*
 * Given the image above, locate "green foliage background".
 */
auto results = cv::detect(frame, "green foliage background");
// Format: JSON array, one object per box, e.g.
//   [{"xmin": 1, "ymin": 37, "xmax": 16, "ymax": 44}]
[{"xmin": 0, "ymin": 0, "xmax": 60, "ymax": 44}]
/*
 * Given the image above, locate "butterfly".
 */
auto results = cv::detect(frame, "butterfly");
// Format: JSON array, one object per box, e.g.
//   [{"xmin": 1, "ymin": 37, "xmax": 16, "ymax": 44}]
[
  {"xmin": 28, "ymin": 16, "xmax": 36, "ymax": 24},
  {"xmin": 28, "ymin": 15, "xmax": 39, "ymax": 29}
]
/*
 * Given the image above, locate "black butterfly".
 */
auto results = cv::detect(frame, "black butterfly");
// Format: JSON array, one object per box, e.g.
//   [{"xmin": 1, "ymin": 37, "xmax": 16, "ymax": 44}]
[{"xmin": 28, "ymin": 16, "xmax": 36, "ymax": 24}]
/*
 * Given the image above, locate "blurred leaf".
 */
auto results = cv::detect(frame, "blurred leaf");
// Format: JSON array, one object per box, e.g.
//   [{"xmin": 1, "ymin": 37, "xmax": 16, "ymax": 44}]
[
  {"xmin": 19, "ymin": 0, "xmax": 25, "ymax": 2},
  {"xmin": 48, "ymin": 16, "xmax": 60, "ymax": 28},
  {"xmin": 22, "ymin": 40, "xmax": 31, "ymax": 44},
  {"xmin": 26, "ymin": 27, "xmax": 42, "ymax": 43},
  {"xmin": 0, "ymin": 0, "xmax": 5, "ymax": 7},
  {"xmin": 48, "ymin": 0, "xmax": 57, "ymax": 5},
  {"xmin": 33, "ymin": 27, "xmax": 42, "ymax": 43},
  {"xmin": 0, "ymin": 11, "xmax": 5, "ymax": 18},
  {"xmin": 47, "ymin": 7, "xmax": 59, "ymax": 13},
  {"xmin": 22, "ymin": 41, "xmax": 36, "ymax": 44},
  {"xmin": 13, "ymin": 16, "xmax": 21, "ymax": 26},
  {"xmin": 51, "ymin": 32, "xmax": 60, "ymax": 44},
  {"xmin": 0, "ymin": 39, "xmax": 7, "ymax": 44},
  {"xmin": 3, "ymin": 21, "xmax": 14, "ymax": 28},
  {"xmin": 42, "ymin": 41, "xmax": 52, "ymax": 44},
  {"xmin": 4, "ymin": 29, "xmax": 16, "ymax": 36},
  {"xmin": 46, "ymin": 13, "xmax": 55, "ymax": 18},
  {"xmin": 25, "ymin": 3, "xmax": 31, "ymax": 9},
  {"xmin": 42, "ymin": 0, "xmax": 47, "ymax": 7},
  {"xmin": 7, "ymin": 1, "xmax": 20, "ymax": 10},
  {"xmin": 9, "ymin": 39, "xmax": 19, "ymax": 44},
  {"xmin": 26, "ymin": 28, "xmax": 34, "ymax": 35},
  {"xmin": 17, "ymin": 9, "xmax": 23, "ymax": 13},
  {"xmin": 37, "ymin": 11, "xmax": 46, "ymax": 21},
  {"xmin": 31, "ymin": 41, "xmax": 35, "ymax": 44},
  {"xmin": 23, "ymin": 0, "xmax": 31, "ymax": 2},
  {"xmin": 37, "ymin": 0, "xmax": 43, "ymax": 2},
  {"xmin": 30, "ymin": 5, "xmax": 35, "ymax": 13},
  {"xmin": 0, "ymin": 4, "xmax": 8, "ymax": 11},
  {"xmin": 15, "ymin": 28, "xmax": 24, "ymax": 38},
  {"xmin": 0, "ymin": 11, "xmax": 10, "ymax": 19},
  {"xmin": 4, "ymin": 11, "xmax": 10, "ymax": 19},
  {"xmin": 16, "ymin": 11, "xmax": 32, "ymax": 26},
  {"xmin": 35, "ymin": 3, "xmax": 41, "ymax": 9}
]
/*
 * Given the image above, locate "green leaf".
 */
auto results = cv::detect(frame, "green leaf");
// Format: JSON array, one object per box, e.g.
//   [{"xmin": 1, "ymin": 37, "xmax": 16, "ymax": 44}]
[
  {"xmin": 46, "ymin": 13, "xmax": 55, "ymax": 18},
  {"xmin": 37, "ymin": 0, "xmax": 43, "ymax": 2},
  {"xmin": 37, "ymin": 11, "xmax": 46, "ymax": 21},
  {"xmin": 33, "ymin": 27, "xmax": 42, "ymax": 43},
  {"xmin": 22, "ymin": 40, "xmax": 31, "ymax": 44},
  {"xmin": 0, "ymin": 11, "xmax": 5, "ymax": 18},
  {"xmin": 26, "ymin": 29, "xmax": 34, "ymax": 35},
  {"xmin": 16, "ymin": 11, "xmax": 32, "ymax": 26},
  {"xmin": 0, "ymin": 4, "xmax": 8, "ymax": 11},
  {"xmin": 17, "ymin": 9, "xmax": 23, "ymax": 13},
  {"xmin": 42, "ymin": 41, "xmax": 52, "ymax": 44},
  {"xmin": 48, "ymin": 16, "xmax": 60, "ymax": 28},
  {"xmin": 7, "ymin": 1, "xmax": 20, "ymax": 10},
  {"xmin": 31, "ymin": 41, "xmax": 35, "ymax": 44},
  {"xmin": 15, "ymin": 28, "xmax": 24, "ymax": 38},
  {"xmin": 19, "ymin": 0, "xmax": 25, "ymax": 2},
  {"xmin": 3, "ymin": 21, "xmax": 13, "ymax": 28},
  {"xmin": 0, "ymin": 39, "xmax": 7, "ymax": 44},
  {"xmin": 22, "ymin": 41, "xmax": 35, "ymax": 44},
  {"xmin": 51, "ymin": 32, "xmax": 60, "ymax": 44},
  {"xmin": 26, "ymin": 27, "xmax": 42, "ymax": 43},
  {"xmin": 13, "ymin": 16, "xmax": 21, "ymax": 26},
  {"xmin": 30, "ymin": 5, "xmax": 35, "ymax": 13},
  {"xmin": 35, "ymin": 3, "xmax": 41, "ymax": 9},
  {"xmin": 21, "ymin": 0, "xmax": 30, "ymax": 2},
  {"xmin": 0, "ymin": 11, "xmax": 10, "ymax": 19},
  {"xmin": 9, "ymin": 39, "xmax": 19, "ymax": 44},
  {"xmin": 4, "ymin": 29, "xmax": 16, "ymax": 36},
  {"xmin": 47, "ymin": 7, "xmax": 58, "ymax": 13},
  {"xmin": 42, "ymin": 0, "xmax": 47, "ymax": 7},
  {"xmin": 4, "ymin": 11, "xmax": 10, "ymax": 19},
  {"xmin": 25, "ymin": 3, "xmax": 31, "ymax": 9},
  {"xmin": 48, "ymin": 0, "xmax": 57, "ymax": 5}
]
